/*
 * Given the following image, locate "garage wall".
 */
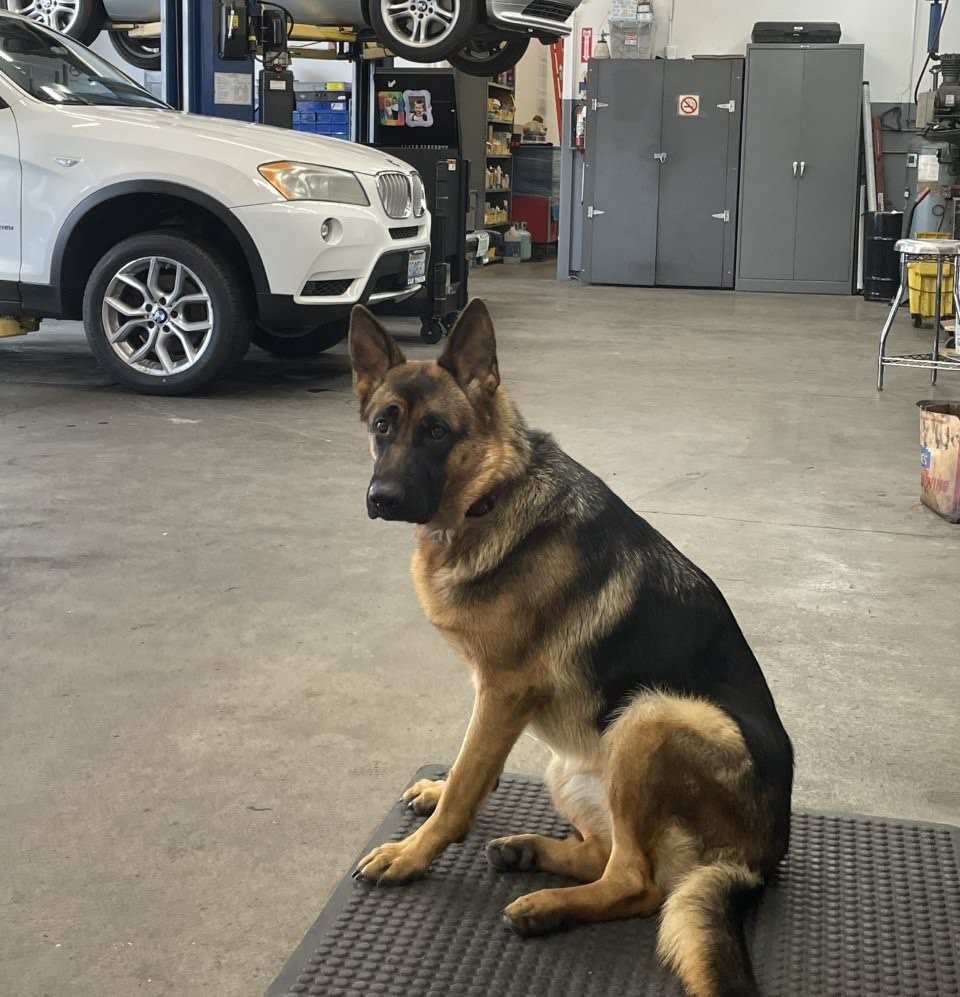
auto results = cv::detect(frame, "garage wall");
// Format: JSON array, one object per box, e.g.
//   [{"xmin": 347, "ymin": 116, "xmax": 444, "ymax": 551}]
[
  {"xmin": 514, "ymin": 44, "xmax": 561, "ymax": 143},
  {"xmin": 564, "ymin": 0, "xmax": 958, "ymax": 104}
]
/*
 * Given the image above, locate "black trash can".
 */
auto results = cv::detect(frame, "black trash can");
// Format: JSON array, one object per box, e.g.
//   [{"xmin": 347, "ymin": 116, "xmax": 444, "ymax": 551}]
[{"xmin": 864, "ymin": 211, "xmax": 904, "ymax": 302}]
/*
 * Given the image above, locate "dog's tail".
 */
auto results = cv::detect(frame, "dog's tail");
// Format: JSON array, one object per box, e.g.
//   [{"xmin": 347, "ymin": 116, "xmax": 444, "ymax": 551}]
[{"xmin": 656, "ymin": 860, "xmax": 762, "ymax": 997}]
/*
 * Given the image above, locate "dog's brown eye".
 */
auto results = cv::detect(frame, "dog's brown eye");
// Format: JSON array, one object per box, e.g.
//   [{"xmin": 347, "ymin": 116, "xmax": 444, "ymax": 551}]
[
  {"xmin": 374, "ymin": 418, "xmax": 390, "ymax": 435},
  {"xmin": 429, "ymin": 423, "xmax": 447, "ymax": 441}
]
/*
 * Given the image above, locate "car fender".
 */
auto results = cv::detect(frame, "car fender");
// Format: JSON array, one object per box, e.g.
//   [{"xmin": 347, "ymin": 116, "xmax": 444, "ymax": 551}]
[{"xmin": 50, "ymin": 180, "xmax": 270, "ymax": 298}]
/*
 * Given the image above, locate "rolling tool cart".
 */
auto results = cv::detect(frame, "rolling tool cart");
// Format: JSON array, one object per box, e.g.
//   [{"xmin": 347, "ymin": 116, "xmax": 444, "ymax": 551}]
[
  {"xmin": 367, "ymin": 67, "xmax": 475, "ymax": 343},
  {"xmin": 373, "ymin": 155, "xmax": 472, "ymax": 344}
]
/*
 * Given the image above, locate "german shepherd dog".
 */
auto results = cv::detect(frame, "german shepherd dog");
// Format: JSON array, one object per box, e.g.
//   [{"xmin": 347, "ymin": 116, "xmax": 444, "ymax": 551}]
[{"xmin": 349, "ymin": 300, "xmax": 793, "ymax": 997}]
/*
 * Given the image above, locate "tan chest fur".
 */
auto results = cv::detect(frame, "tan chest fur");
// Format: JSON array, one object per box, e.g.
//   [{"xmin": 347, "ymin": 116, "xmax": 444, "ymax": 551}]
[{"xmin": 411, "ymin": 539, "xmax": 607, "ymax": 766}]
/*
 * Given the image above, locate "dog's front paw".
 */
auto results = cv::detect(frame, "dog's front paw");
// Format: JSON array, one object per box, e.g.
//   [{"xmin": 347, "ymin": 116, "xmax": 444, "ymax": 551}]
[
  {"xmin": 355, "ymin": 840, "xmax": 429, "ymax": 885},
  {"xmin": 401, "ymin": 778, "xmax": 445, "ymax": 816}
]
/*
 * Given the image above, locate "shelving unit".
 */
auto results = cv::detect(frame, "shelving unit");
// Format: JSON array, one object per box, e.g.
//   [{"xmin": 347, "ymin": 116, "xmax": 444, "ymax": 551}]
[{"xmin": 484, "ymin": 71, "xmax": 515, "ymax": 235}]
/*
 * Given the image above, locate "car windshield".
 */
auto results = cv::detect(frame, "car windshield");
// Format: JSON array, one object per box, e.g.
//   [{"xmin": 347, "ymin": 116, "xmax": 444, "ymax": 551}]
[{"xmin": 0, "ymin": 16, "xmax": 167, "ymax": 108}]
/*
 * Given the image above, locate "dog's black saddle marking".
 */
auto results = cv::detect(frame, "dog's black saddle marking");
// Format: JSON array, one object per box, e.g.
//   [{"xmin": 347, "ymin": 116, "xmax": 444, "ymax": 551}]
[{"xmin": 267, "ymin": 767, "xmax": 960, "ymax": 997}]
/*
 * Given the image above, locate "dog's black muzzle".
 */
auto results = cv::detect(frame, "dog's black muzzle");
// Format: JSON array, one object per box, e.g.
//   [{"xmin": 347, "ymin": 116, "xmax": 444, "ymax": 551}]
[{"xmin": 366, "ymin": 477, "xmax": 432, "ymax": 524}]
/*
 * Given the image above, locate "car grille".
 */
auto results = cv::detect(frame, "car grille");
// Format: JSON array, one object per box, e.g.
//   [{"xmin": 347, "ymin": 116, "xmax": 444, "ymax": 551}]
[
  {"xmin": 302, "ymin": 278, "xmax": 353, "ymax": 296},
  {"xmin": 377, "ymin": 172, "xmax": 412, "ymax": 219},
  {"xmin": 411, "ymin": 173, "xmax": 425, "ymax": 217},
  {"xmin": 522, "ymin": 0, "xmax": 571, "ymax": 21},
  {"xmin": 390, "ymin": 226, "xmax": 420, "ymax": 240}
]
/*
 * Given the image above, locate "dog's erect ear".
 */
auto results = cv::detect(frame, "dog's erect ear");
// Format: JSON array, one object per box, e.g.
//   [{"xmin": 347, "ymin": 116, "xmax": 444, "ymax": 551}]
[
  {"xmin": 438, "ymin": 299, "xmax": 499, "ymax": 397},
  {"xmin": 349, "ymin": 305, "xmax": 405, "ymax": 410}
]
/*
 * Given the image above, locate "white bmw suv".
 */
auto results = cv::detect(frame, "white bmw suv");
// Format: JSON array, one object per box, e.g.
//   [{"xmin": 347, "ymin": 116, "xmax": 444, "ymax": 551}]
[{"xmin": 0, "ymin": 11, "xmax": 430, "ymax": 394}]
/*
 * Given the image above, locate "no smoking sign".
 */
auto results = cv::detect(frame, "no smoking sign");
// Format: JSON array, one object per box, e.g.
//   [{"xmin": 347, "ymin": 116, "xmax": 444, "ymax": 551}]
[{"xmin": 678, "ymin": 94, "xmax": 700, "ymax": 116}]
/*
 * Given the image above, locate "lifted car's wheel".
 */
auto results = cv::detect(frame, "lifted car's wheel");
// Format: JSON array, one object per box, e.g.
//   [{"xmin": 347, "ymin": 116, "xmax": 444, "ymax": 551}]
[
  {"xmin": 370, "ymin": 0, "xmax": 476, "ymax": 62},
  {"xmin": 108, "ymin": 27, "xmax": 161, "ymax": 70},
  {"xmin": 83, "ymin": 231, "xmax": 252, "ymax": 396},
  {"xmin": 448, "ymin": 35, "xmax": 530, "ymax": 77},
  {"xmin": 0, "ymin": 0, "xmax": 104, "ymax": 43},
  {"xmin": 252, "ymin": 319, "xmax": 349, "ymax": 358}
]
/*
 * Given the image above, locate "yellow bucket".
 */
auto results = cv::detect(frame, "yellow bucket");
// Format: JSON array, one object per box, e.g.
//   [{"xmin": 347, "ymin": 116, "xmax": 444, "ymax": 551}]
[{"xmin": 908, "ymin": 260, "xmax": 954, "ymax": 320}]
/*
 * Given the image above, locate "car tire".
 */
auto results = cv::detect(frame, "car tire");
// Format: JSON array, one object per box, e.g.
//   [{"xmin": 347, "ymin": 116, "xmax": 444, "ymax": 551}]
[
  {"xmin": 448, "ymin": 35, "xmax": 530, "ymax": 77},
  {"xmin": 108, "ymin": 28, "xmax": 162, "ymax": 71},
  {"xmin": 0, "ymin": 0, "xmax": 105, "ymax": 43},
  {"xmin": 252, "ymin": 319, "xmax": 349, "ymax": 358},
  {"xmin": 369, "ymin": 0, "xmax": 477, "ymax": 62},
  {"xmin": 83, "ymin": 230, "xmax": 252, "ymax": 396}
]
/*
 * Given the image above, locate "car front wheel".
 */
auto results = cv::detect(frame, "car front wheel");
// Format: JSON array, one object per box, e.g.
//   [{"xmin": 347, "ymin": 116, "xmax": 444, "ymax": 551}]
[
  {"xmin": 0, "ymin": 0, "xmax": 104, "ymax": 43},
  {"xmin": 369, "ymin": 0, "xmax": 477, "ymax": 62},
  {"xmin": 83, "ymin": 231, "xmax": 252, "ymax": 396}
]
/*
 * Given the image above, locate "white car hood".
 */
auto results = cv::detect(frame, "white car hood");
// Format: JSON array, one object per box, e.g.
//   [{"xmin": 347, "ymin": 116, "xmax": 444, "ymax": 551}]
[{"xmin": 52, "ymin": 105, "xmax": 416, "ymax": 176}]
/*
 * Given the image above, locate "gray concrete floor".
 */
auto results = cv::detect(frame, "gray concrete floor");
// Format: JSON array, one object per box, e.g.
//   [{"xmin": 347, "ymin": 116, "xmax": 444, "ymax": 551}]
[{"xmin": 2, "ymin": 264, "xmax": 959, "ymax": 996}]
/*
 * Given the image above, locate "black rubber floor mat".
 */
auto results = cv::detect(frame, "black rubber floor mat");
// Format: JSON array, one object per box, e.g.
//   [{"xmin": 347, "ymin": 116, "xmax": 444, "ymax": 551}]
[{"xmin": 268, "ymin": 766, "xmax": 960, "ymax": 996}]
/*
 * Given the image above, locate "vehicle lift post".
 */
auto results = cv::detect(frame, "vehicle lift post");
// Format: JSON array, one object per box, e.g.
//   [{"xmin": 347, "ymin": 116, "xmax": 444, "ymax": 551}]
[{"xmin": 161, "ymin": 0, "xmax": 293, "ymax": 121}]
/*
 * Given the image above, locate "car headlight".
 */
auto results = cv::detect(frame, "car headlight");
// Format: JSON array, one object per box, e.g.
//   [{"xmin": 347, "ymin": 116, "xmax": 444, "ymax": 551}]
[
  {"xmin": 411, "ymin": 172, "xmax": 426, "ymax": 218},
  {"xmin": 258, "ymin": 161, "xmax": 369, "ymax": 205}
]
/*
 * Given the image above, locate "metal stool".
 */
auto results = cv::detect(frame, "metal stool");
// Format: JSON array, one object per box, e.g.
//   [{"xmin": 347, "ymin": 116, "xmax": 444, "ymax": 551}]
[{"xmin": 877, "ymin": 237, "xmax": 960, "ymax": 390}]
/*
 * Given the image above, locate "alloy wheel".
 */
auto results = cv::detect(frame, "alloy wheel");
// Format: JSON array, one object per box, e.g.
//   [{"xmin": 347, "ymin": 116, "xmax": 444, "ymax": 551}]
[
  {"xmin": 101, "ymin": 256, "xmax": 215, "ymax": 376},
  {"xmin": 6, "ymin": 0, "xmax": 81, "ymax": 34},
  {"xmin": 380, "ymin": 0, "xmax": 460, "ymax": 48}
]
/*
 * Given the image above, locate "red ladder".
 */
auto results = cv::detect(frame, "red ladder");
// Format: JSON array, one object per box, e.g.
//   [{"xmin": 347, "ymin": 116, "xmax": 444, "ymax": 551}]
[{"xmin": 549, "ymin": 40, "xmax": 563, "ymax": 135}]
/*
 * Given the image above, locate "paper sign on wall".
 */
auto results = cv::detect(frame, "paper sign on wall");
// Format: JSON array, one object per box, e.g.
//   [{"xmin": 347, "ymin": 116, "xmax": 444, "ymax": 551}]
[
  {"xmin": 918, "ymin": 152, "xmax": 940, "ymax": 182},
  {"xmin": 678, "ymin": 94, "xmax": 700, "ymax": 116}
]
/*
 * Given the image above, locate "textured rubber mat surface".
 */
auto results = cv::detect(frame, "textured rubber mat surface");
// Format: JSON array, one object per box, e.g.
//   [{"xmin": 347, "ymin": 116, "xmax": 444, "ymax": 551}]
[{"xmin": 268, "ymin": 767, "xmax": 960, "ymax": 997}]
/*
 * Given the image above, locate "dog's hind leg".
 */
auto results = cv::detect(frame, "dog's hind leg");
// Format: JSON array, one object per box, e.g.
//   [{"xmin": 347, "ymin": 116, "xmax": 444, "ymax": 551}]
[
  {"xmin": 487, "ymin": 750, "xmax": 612, "ymax": 880},
  {"xmin": 502, "ymin": 749, "xmax": 662, "ymax": 936},
  {"xmin": 501, "ymin": 697, "xmax": 702, "ymax": 937},
  {"xmin": 486, "ymin": 833, "xmax": 610, "ymax": 880},
  {"xmin": 502, "ymin": 834, "xmax": 663, "ymax": 936}
]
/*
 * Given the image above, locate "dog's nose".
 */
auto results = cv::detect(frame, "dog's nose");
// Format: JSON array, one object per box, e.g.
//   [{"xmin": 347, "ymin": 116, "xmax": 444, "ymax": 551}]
[{"xmin": 368, "ymin": 479, "xmax": 404, "ymax": 511}]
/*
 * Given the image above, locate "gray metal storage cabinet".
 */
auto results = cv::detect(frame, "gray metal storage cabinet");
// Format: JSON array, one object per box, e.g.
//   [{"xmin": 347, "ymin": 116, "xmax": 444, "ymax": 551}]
[
  {"xmin": 581, "ymin": 58, "xmax": 743, "ymax": 289},
  {"xmin": 736, "ymin": 44, "xmax": 863, "ymax": 294}
]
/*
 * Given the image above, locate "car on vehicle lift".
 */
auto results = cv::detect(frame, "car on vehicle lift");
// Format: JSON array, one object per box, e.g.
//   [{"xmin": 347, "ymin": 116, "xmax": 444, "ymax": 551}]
[
  {"xmin": 0, "ymin": 10, "xmax": 433, "ymax": 394},
  {"xmin": 0, "ymin": 0, "xmax": 577, "ymax": 75}
]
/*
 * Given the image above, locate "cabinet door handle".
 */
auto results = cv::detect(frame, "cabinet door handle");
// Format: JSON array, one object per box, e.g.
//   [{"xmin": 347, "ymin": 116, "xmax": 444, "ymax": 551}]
[
  {"xmin": 800, "ymin": 160, "xmax": 806, "ymax": 176},
  {"xmin": 793, "ymin": 161, "xmax": 798, "ymax": 177}
]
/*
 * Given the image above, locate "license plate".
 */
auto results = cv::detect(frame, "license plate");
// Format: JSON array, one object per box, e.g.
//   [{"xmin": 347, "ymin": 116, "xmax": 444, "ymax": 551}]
[{"xmin": 407, "ymin": 249, "xmax": 427, "ymax": 286}]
